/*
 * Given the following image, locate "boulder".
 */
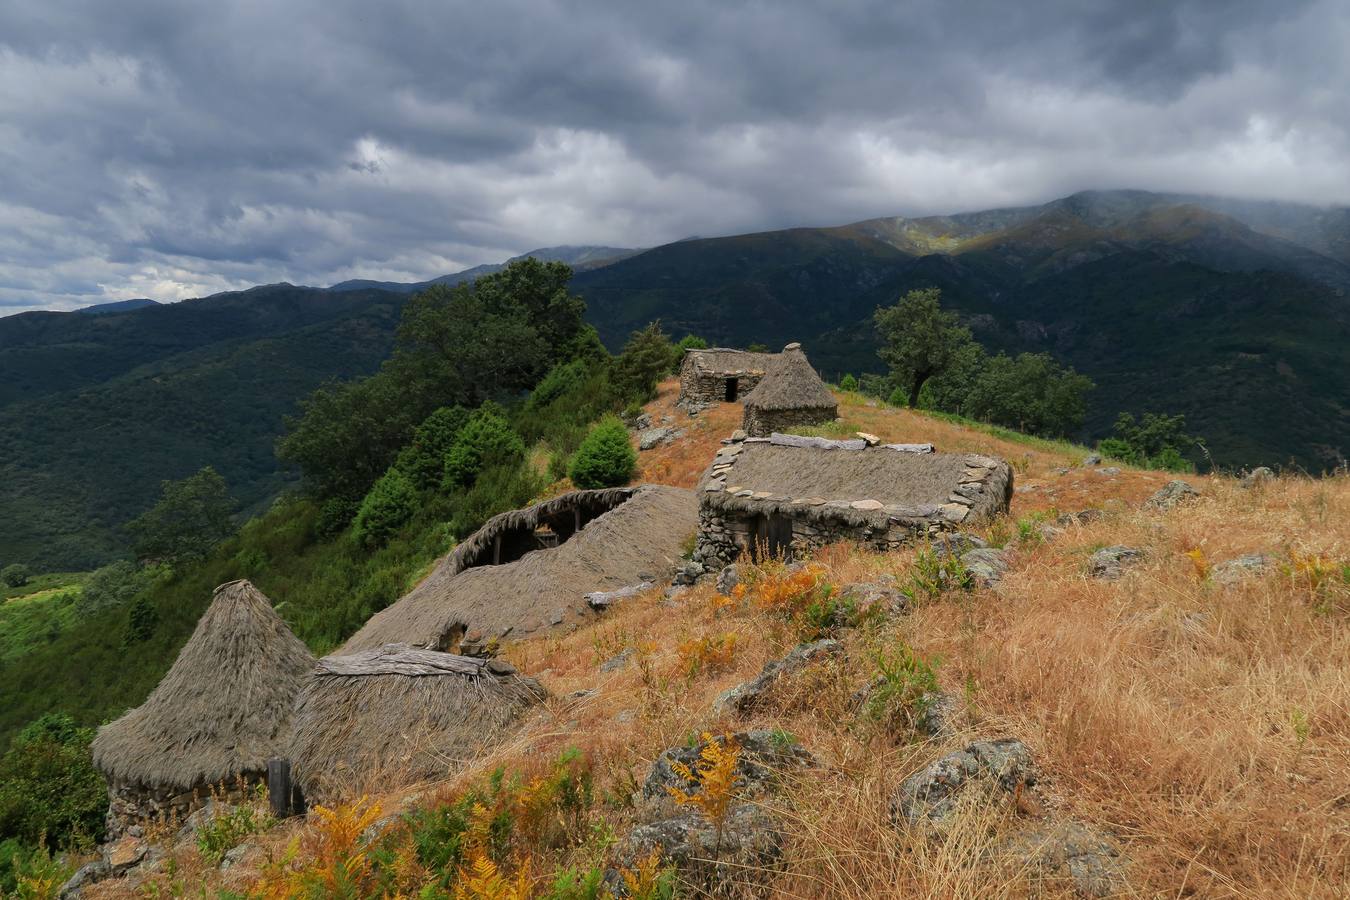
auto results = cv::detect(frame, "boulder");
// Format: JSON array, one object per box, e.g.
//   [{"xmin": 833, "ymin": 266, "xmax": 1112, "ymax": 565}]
[
  {"xmin": 1145, "ymin": 480, "xmax": 1200, "ymax": 510},
  {"xmin": 613, "ymin": 803, "xmax": 784, "ymax": 894},
  {"xmin": 104, "ymin": 835, "xmax": 148, "ymax": 872},
  {"xmin": 961, "ymin": 548, "xmax": 1009, "ymax": 587},
  {"xmin": 1211, "ymin": 553, "xmax": 1275, "ymax": 586},
  {"xmin": 585, "ymin": 582, "xmax": 653, "ymax": 610},
  {"xmin": 642, "ymin": 730, "xmax": 814, "ymax": 804},
  {"xmin": 1089, "ymin": 546, "xmax": 1144, "ymax": 580},
  {"xmin": 992, "ymin": 821, "xmax": 1125, "ymax": 898},
  {"xmin": 1240, "ymin": 466, "xmax": 1275, "ymax": 489},
  {"xmin": 1081, "ymin": 453, "xmax": 1102, "ymax": 467},
  {"xmin": 638, "ymin": 426, "xmax": 682, "ymax": 451},
  {"xmin": 890, "ymin": 738, "xmax": 1034, "ymax": 828},
  {"xmin": 931, "ymin": 533, "xmax": 988, "ymax": 560},
  {"xmin": 1056, "ymin": 509, "xmax": 1104, "ymax": 527},
  {"xmin": 59, "ymin": 860, "xmax": 111, "ymax": 899},
  {"xmin": 715, "ymin": 640, "xmax": 844, "ymax": 715},
  {"xmin": 600, "ymin": 648, "xmax": 635, "ymax": 674},
  {"xmin": 839, "ymin": 578, "xmax": 907, "ymax": 617},
  {"xmin": 716, "ymin": 564, "xmax": 740, "ymax": 595}
]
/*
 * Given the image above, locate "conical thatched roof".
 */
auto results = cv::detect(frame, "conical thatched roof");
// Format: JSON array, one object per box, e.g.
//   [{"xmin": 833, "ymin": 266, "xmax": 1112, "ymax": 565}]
[
  {"xmin": 289, "ymin": 644, "xmax": 546, "ymax": 800},
  {"xmin": 92, "ymin": 580, "xmax": 315, "ymax": 793},
  {"xmin": 742, "ymin": 343, "xmax": 837, "ymax": 412}
]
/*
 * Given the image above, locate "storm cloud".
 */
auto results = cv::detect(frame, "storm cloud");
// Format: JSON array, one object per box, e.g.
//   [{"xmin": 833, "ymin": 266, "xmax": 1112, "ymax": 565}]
[{"xmin": 2, "ymin": 0, "xmax": 1347, "ymax": 313}]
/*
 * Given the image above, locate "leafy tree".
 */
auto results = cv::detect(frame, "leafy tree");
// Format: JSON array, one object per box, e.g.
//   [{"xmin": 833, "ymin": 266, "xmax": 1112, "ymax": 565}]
[
  {"xmin": 122, "ymin": 595, "xmax": 159, "ymax": 646},
  {"xmin": 353, "ymin": 468, "xmax": 418, "ymax": 547},
  {"xmin": 613, "ymin": 322, "xmax": 676, "ymax": 405},
  {"xmin": 396, "ymin": 406, "xmax": 471, "ymax": 491},
  {"xmin": 443, "ymin": 403, "xmax": 525, "ymax": 489},
  {"xmin": 874, "ymin": 288, "xmax": 978, "ymax": 408},
  {"xmin": 917, "ymin": 341, "xmax": 987, "ymax": 415},
  {"xmin": 77, "ymin": 560, "xmax": 160, "ymax": 616},
  {"xmin": 673, "ymin": 334, "xmax": 708, "ymax": 372},
  {"xmin": 569, "ymin": 416, "xmax": 637, "ymax": 489},
  {"xmin": 0, "ymin": 714, "xmax": 106, "ymax": 849},
  {"xmin": 838, "ymin": 373, "xmax": 858, "ymax": 392},
  {"xmin": 962, "ymin": 352, "xmax": 1094, "ymax": 437},
  {"xmin": 0, "ymin": 564, "xmax": 30, "ymax": 589},
  {"xmin": 126, "ymin": 467, "xmax": 237, "ymax": 566},
  {"xmin": 1098, "ymin": 412, "xmax": 1199, "ymax": 471}
]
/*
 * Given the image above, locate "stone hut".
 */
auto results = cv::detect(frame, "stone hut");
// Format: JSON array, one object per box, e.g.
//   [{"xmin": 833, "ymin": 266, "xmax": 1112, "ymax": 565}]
[
  {"xmin": 693, "ymin": 433, "xmax": 1013, "ymax": 567},
  {"xmin": 740, "ymin": 343, "xmax": 838, "ymax": 436},
  {"xmin": 290, "ymin": 643, "xmax": 546, "ymax": 801},
  {"xmin": 91, "ymin": 581, "xmax": 314, "ymax": 836},
  {"xmin": 677, "ymin": 348, "xmax": 778, "ymax": 411}
]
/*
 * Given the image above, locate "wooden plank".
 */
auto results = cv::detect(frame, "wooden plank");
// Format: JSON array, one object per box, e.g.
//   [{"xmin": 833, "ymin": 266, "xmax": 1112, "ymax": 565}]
[{"xmin": 268, "ymin": 758, "xmax": 293, "ymax": 819}]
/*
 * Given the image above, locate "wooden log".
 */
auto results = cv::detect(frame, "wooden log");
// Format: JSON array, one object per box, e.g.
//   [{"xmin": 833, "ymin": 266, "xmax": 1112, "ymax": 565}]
[{"xmin": 268, "ymin": 758, "xmax": 293, "ymax": 819}]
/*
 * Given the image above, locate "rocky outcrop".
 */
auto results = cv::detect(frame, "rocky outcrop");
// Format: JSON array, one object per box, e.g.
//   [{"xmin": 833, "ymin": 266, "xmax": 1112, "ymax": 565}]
[
  {"xmin": 1212, "ymin": 553, "xmax": 1275, "ymax": 585},
  {"xmin": 1240, "ymin": 467, "xmax": 1275, "ymax": 489},
  {"xmin": 961, "ymin": 548, "xmax": 1009, "ymax": 587},
  {"xmin": 714, "ymin": 640, "xmax": 844, "ymax": 715},
  {"xmin": 1145, "ymin": 480, "xmax": 1200, "ymax": 510},
  {"xmin": 1089, "ymin": 546, "xmax": 1144, "ymax": 580},
  {"xmin": 992, "ymin": 822, "xmax": 1125, "ymax": 898},
  {"xmin": 890, "ymin": 739, "xmax": 1035, "ymax": 828}
]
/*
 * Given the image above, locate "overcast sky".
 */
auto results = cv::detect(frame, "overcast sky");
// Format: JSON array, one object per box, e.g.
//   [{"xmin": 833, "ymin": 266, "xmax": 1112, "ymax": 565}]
[{"xmin": 1, "ymin": 0, "xmax": 1347, "ymax": 315}]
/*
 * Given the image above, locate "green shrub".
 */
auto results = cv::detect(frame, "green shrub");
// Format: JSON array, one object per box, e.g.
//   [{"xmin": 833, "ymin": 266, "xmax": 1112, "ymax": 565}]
[
  {"xmin": 0, "ymin": 714, "xmax": 106, "ymax": 849},
  {"xmin": 1098, "ymin": 411, "xmax": 1199, "ymax": 472},
  {"xmin": 353, "ymin": 468, "xmax": 418, "ymax": 547},
  {"xmin": 122, "ymin": 596, "xmax": 159, "ymax": 646},
  {"xmin": 397, "ymin": 405, "xmax": 471, "ymax": 491},
  {"xmin": 862, "ymin": 645, "xmax": 941, "ymax": 737},
  {"xmin": 902, "ymin": 544, "xmax": 973, "ymax": 603},
  {"xmin": 613, "ymin": 322, "xmax": 676, "ymax": 405},
  {"xmin": 443, "ymin": 403, "xmax": 525, "ymax": 489},
  {"xmin": 78, "ymin": 560, "xmax": 160, "ymax": 616},
  {"xmin": 315, "ymin": 495, "xmax": 360, "ymax": 539},
  {"xmin": 887, "ymin": 386, "xmax": 908, "ymax": 407},
  {"xmin": 1, "ymin": 565, "xmax": 31, "ymax": 589},
  {"xmin": 0, "ymin": 839, "xmax": 72, "ymax": 897},
  {"xmin": 569, "ymin": 417, "xmax": 637, "ymax": 489},
  {"xmin": 448, "ymin": 464, "xmax": 547, "ymax": 540},
  {"xmin": 196, "ymin": 787, "xmax": 274, "ymax": 865},
  {"xmin": 839, "ymin": 373, "xmax": 858, "ymax": 392}
]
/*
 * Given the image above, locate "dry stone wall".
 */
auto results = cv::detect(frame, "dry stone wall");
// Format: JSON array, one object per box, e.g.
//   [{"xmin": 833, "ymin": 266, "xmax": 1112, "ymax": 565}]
[
  {"xmin": 678, "ymin": 372, "xmax": 764, "ymax": 412},
  {"xmin": 741, "ymin": 404, "xmax": 837, "ymax": 437},
  {"xmin": 692, "ymin": 433, "xmax": 1012, "ymax": 568}
]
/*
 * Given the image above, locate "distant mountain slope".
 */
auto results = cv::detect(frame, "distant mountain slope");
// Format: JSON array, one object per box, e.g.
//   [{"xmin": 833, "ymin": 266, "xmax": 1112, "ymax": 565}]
[
  {"xmin": 576, "ymin": 191, "xmax": 1349, "ymax": 471},
  {"xmin": 328, "ymin": 245, "xmax": 641, "ymax": 293},
  {"xmin": 0, "ymin": 286, "xmax": 406, "ymax": 569},
  {"xmin": 75, "ymin": 298, "xmax": 162, "ymax": 315}
]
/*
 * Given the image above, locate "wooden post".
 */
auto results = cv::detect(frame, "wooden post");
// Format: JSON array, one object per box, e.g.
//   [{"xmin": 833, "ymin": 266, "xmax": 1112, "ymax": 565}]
[
  {"xmin": 493, "ymin": 534, "xmax": 502, "ymax": 565},
  {"xmin": 267, "ymin": 758, "xmax": 293, "ymax": 819},
  {"xmin": 574, "ymin": 508, "xmax": 582, "ymax": 534}
]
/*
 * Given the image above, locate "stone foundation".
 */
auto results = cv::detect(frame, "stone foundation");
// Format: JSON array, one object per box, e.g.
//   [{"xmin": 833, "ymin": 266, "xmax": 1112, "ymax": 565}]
[
  {"xmin": 104, "ymin": 775, "xmax": 262, "ymax": 839},
  {"xmin": 741, "ymin": 404, "xmax": 838, "ymax": 437},
  {"xmin": 693, "ymin": 506, "xmax": 951, "ymax": 568}
]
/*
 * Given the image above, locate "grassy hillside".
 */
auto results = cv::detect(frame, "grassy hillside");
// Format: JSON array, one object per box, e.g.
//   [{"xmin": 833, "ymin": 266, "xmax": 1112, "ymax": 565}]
[{"xmin": 81, "ymin": 381, "xmax": 1350, "ymax": 898}]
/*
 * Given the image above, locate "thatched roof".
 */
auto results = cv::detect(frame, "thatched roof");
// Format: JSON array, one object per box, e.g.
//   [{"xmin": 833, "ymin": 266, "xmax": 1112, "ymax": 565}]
[
  {"xmin": 342, "ymin": 484, "xmax": 698, "ymax": 652},
  {"xmin": 681, "ymin": 348, "xmax": 778, "ymax": 377},
  {"xmin": 92, "ymin": 580, "xmax": 315, "ymax": 792},
  {"xmin": 699, "ymin": 435, "xmax": 1013, "ymax": 528},
  {"xmin": 290, "ymin": 643, "xmax": 545, "ymax": 799},
  {"xmin": 742, "ymin": 344, "xmax": 837, "ymax": 412}
]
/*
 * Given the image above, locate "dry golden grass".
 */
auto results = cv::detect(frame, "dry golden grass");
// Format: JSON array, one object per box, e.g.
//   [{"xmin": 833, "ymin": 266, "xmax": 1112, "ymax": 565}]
[{"xmin": 94, "ymin": 389, "xmax": 1350, "ymax": 898}]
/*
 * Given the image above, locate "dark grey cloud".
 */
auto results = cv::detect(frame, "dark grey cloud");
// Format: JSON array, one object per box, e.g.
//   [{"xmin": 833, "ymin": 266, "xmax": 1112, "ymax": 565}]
[{"xmin": 1, "ymin": 0, "xmax": 1347, "ymax": 313}]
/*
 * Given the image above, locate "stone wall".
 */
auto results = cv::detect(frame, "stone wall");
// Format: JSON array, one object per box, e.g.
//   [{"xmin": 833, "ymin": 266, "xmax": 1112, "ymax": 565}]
[
  {"xmin": 741, "ymin": 404, "xmax": 837, "ymax": 437},
  {"xmin": 678, "ymin": 372, "xmax": 764, "ymax": 412},
  {"xmin": 694, "ymin": 506, "xmax": 951, "ymax": 569},
  {"xmin": 105, "ymin": 776, "xmax": 260, "ymax": 839}
]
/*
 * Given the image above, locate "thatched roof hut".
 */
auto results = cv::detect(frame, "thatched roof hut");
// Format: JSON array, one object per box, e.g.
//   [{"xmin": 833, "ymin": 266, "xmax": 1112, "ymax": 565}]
[
  {"xmin": 740, "ymin": 343, "xmax": 838, "ymax": 436},
  {"xmin": 693, "ymin": 433, "xmax": 1012, "ymax": 566},
  {"xmin": 290, "ymin": 644, "xmax": 546, "ymax": 799},
  {"xmin": 92, "ymin": 580, "xmax": 314, "ymax": 796},
  {"xmin": 342, "ymin": 484, "xmax": 698, "ymax": 653}
]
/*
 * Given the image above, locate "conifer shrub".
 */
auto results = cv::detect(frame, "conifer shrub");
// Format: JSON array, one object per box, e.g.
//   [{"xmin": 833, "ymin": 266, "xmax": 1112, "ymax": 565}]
[
  {"xmin": 839, "ymin": 373, "xmax": 858, "ymax": 392},
  {"xmin": 568, "ymin": 417, "xmax": 637, "ymax": 489},
  {"xmin": 353, "ymin": 468, "xmax": 417, "ymax": 547},
  {"xmin": 398, "ymin": 405, "xmax": 471, "ymax": 491},
  {"xmin": 122, "ymin": 595, "xmax": 159, "ymax": 646},
  {"xmin": 443, "ymin": 403, "xmax": 525, "ymax": 489}
]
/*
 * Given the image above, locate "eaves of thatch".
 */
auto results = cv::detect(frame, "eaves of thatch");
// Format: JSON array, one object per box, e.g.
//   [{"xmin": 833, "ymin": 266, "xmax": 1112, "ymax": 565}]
[{"xmin": 741, "ymin": 344, "xmax": 837, "ymax": 412}]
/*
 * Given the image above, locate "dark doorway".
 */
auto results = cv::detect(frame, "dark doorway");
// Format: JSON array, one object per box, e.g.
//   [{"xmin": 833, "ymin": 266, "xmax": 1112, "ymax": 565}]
[
  {"xmin": 750, "ymin": 513, "xmax": 794, "ymax": 562},
  {"xmin": 724, "ymin": 377, "xmax": 739, "ymax": 402}
]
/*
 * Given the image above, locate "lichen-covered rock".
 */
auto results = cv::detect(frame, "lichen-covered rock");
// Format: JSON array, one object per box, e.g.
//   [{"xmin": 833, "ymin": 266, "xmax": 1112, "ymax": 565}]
[
  {"xmin": 839, "ymin": 578, "xmax": 907, "ymax": 616},
  {"xmin": 1057, "ymin": 509, "xmax": 1104, "ymax": 527},
  {"xmin": 642, "ymin": 730, "xmax": 814, "ymax": 804},
  {"xmin": 1145, "ymin": 480, "xmax": 1200, "ymax": 510},
  {"xmin": 716, "ymin": 564, "xmax": 740, "ymax": 595},
  {"xmin": 961, "ymin": 547, "xmax": 1009, "ymax": 587},
  {"xmin": 714, "ymin": 640, "xmax": 844, "ymax": 715},
  {"xmin": 1240, "ymin": 466, "xmax": 1275, "ymax": 489},
  {"xmin": 638, "ymin": 426, "xmax": 682, "ymax": 451},
  {"xmin": 992, "ymin": 821, "xmax": 1126, "ymax": 898},
  {"xmin": 612, "ymin": 803, "xmax": 783, "ymax": 896},
  {"xmin": 1089, "ymin": 546, "xmax": 1144, "ymax": 580},
  {"xmin": 890, "ymin": 738, "xmax": 1035, "ymax": 828},
  {"xmin": 1211, "ymin": 553, "xmax": 1275, "ymax": 585},
  {"xmin": 932, "ymin": 532, "xmax": 988, "ymax": 560},
  {"xmin": 59, "ymin": 860, "xmax": 111, "ymax": 899},
  {"xmin": 600, "ymin": 648, "xmax": 635, "ymax": 673}
]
